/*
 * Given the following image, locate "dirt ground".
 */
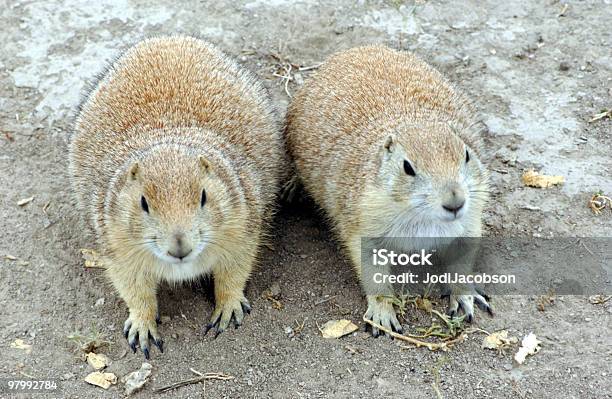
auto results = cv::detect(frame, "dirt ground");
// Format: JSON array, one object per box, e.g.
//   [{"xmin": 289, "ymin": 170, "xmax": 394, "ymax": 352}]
[{"xmin": 1, "ymin": 0, "xmax": 611, "ymax": 398}]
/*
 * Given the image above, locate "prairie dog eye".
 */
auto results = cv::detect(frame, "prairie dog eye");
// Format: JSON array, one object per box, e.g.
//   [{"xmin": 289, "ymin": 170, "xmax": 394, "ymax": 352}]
[
  {"xmin": 200, "ymin": 189, "xmax": 207, "ymax": 207},
  {"xmin": 465, "ymin": 149, "xmax": 470, "ymax": 163},
  {"xmin": 403, "ymin": 160, "xmax": 416, "ymax": 176},
  {"xmin": 141, "ymin": 196, "xmax": 149, "ymax": 213}
]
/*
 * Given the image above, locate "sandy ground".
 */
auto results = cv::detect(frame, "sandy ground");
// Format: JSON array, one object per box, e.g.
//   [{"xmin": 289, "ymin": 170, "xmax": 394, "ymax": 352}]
[{"xmin": 1, "ymin": 0, "xmax": 611, "ymax": 398}]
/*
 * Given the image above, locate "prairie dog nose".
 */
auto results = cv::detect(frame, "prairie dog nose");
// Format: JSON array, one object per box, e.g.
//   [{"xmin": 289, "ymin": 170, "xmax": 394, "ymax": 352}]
[
  {"xmin": 167, "ymin": 232, "xmax": 193, "ymax": 260},
  {"xmin": 441, "ymin": 185, "xmax": 466, "ymax": 216}
]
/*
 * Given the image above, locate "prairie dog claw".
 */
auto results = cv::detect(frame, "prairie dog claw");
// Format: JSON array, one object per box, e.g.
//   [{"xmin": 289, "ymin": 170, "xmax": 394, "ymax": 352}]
[{"xmin": 364, "ymin": 295, "xmax": 403, "ymax": 337}]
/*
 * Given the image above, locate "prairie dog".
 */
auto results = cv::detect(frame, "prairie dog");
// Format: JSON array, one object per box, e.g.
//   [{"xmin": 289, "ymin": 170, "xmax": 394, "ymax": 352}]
[
  {"xmin": 70, "ymin": 36, "xmax": 284, "ymax": 357},
  {"xmin": 286, "ymin": 46, "xmax": 491, "ymax": 336}
]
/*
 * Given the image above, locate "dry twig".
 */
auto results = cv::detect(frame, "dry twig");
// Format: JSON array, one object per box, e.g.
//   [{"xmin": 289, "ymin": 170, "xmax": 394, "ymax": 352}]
[
  {"xmin": 362, "ymin": 315, "xmax": 465, "ymax": 351},
  {"xmin": 272, "ymin": 62, "xmax": 293, "ymax": 98},
  {"xmin": 154, "ymin": 369, "xmax": 233, "ymax": 393},
  {"xmin": 293, "ymin": 319, "xmax": 306, "ymax": 336},
  {"xmin": 269, "ymin": 51, "xmax": 321, "ymax": 98},
  {"xmin": 298, "ymin": 63, "xmax": 322, "ymax": 72},
  {"xmin": 589, "ymin": 109, "xmax": 612, "ymax": 122},
  {"xmin": 589, "ymin": 295, "xmax": 612, "ymax": 304},
  {"xmin": 314, "ymin": 295, "xmax": 337, "ymax": 305}
]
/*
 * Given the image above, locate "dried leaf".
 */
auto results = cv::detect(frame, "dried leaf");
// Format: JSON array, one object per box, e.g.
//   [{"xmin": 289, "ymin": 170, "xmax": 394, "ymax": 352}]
[
  {"xmin": 4, "ymin": 255, "xmax": 18, "ymax": 261},
  {"xmin": 17, "ymin": 197, "xmax": 34, "ymax": 206},
  {"xmin": 85, "ymin": 372, "xmax": 117, "ymax": 389},
  {"xmin": 521, "ymin": 169, "xmax": 564, "ymax": 188},
  {"xmin": 320, "ymin": 319, "xmax": 358, "ymax": 339},
  {"xmin": 482, "ymin": 330, "xmax": 518, "ymax": 350},
  {"xmin": 416, "ymin": 297, "xmax": 433, "ymax": 313},
  {"xmin": 589, "ymin": 193, "xmax": 611, "ymax": 215},
  {"xmin": 10, "ymin": 339, "xmax": 32, "ymax": 353},
  {"xmin": 86, "ymin": 352, "xmax": 109, "ymax": 370},
  {"xmin": 537, "ymin": 289, "xmax": 556, "ymax": 311},
  {"xmin": 81, "ymin": 248, "xmax": 105, "ymax": 269},
  {"xmin": 263, "ymin": 282, "xmax": 283, "ymax": 310},
  {"xmin": 514, "ymin": 332, "xmax": 541, "ymax": 364},
  {"xmin": 123, "ymin": 362, "xmax": 152, "ymax": 395},
  {"xmin": 67, "ymin": 331, "xmax": 111, "ymax": 353}
]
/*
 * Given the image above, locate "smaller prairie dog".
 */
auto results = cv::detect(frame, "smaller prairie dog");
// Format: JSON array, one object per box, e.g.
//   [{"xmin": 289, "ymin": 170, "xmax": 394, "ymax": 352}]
[
  {"xmin": 70, "ymin": 36, "xmax": 284, "ymax": 357},
  {"xmin": 286, "ymin": 46, "xmax": 491, "ymax": 336}
]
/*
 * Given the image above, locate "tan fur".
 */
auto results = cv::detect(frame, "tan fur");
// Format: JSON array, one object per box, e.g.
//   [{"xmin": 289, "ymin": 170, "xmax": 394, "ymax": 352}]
[
  {"xmin": 69, "ymin": 36, "xmax": 284, "ymax": 352},
  {"xmin": 286, "ymin": 45, "xmax": 490, "ymax": 333}
]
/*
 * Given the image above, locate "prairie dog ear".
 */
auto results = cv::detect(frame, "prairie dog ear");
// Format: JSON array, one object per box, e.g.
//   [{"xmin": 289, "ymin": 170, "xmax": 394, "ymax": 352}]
[
  {"xmin": 380, "ymin": 134, "xmax": 402, "ymax": 162},
  {"xmin": 129, "ymin": 162, "xmax": 140, "ymax": 181},
  {"xmin": 199, "ymin": 155, "xmax": 211, "ymax": 172},
  {"xmin": 383, "ymin": 135, "xmax": 396, "ymax": 153}
]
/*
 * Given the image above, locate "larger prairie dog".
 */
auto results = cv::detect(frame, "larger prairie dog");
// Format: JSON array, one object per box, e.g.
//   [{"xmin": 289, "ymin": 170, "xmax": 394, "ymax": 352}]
[
  {"xmin": 286, "ymin": 46, "xmax": 491, "ymax": 336},
  {"xmin": 70, "ymin": 36, "xmax": 284, "ymax": 357}
]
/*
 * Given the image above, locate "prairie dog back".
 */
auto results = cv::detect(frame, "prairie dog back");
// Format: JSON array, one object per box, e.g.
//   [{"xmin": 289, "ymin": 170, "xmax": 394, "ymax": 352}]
[
  {"xmin": 286, "ymin": 45, "xmax": 490, "ymax": 336},
  {"xmin": 287, "ymin": 46, "xmax": 485, "ymax": 226},
  {"xmin": 70, "ymin": 36, "xmax": 284, "ymax": 358},
  {"xmin": 72, "ymin": 37, "xmax": 282, "ymax": 237}
]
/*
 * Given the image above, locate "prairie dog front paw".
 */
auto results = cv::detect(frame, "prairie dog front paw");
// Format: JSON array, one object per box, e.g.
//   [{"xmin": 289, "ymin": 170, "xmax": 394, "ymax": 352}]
[
  {"xmin": 447, "ymin": 287, "xmax": 493, "ymax": 322},
  {"xmin": 364, "ymin": 295, "xmax": 403, "ymax": 337},
  {"xmin": 123, "ymin": 313, "xmax": 163, "ymax": 360},
  {"xmin": 204, "ymin": 296, "xmax": 251, "ymax": 337}
]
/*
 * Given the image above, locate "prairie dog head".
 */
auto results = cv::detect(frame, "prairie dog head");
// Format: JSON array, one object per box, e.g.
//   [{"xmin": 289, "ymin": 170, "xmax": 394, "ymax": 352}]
[
  {"xmin": 108, "ymin": 146, "xmax": 231, "ymax": 265},
  {"xmin": 376, "ymin": 122, "xmax": 488, "ymax": 236}
]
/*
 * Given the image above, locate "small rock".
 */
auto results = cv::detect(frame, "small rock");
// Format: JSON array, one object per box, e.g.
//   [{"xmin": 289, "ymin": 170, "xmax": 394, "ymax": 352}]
[
  {"xmin": 94, "ymin": 298, "xmax": 105, "ymax": 307},
  {"xmin": 10, "ymin": 339, "xmax": 32, "ymax": 353},
  {"xmin": 376, "ymin": 377, "xmax": 391, "ymax": 388},
  {"xmin": 331, "ymin": 364, "xmax": 345, "ymax": 376},
  {"xmin": 284, "ymin": 326, "xmax": 294, "ymax": 337},
  {"xmin": 123, "ymin": 362, "xmax": 152, "ymax": 396},
  {"xmin": 293, "ymin": 72, "xmax": 304, "ymax": 85},
  {"xmin": 559, "ymin": 61, "xmax": 571, "ymax": 71},
  {"xmin": 269, "ymin": 282, "xmax": 281, "ymax": 297},
  {"xmin": 62, "ymin": 372, "xmax": 75, "ymax": 381},
  {"xmin": 17, "ymin": 196, "xmax": 34, "ymax": 206}
]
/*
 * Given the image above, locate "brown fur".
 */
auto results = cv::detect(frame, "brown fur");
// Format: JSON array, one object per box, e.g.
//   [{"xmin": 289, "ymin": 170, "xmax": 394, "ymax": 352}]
[
  {"xmin": 286, "ymin": 46, "xmax": 485, "ymax": 234},
  {"xmin": 69, "ymin": 36, "xmax": 284, "ymax": 353},
  {"xmin": 285, "ymin": 45, "xmax": 490, "ymax": 334}
]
